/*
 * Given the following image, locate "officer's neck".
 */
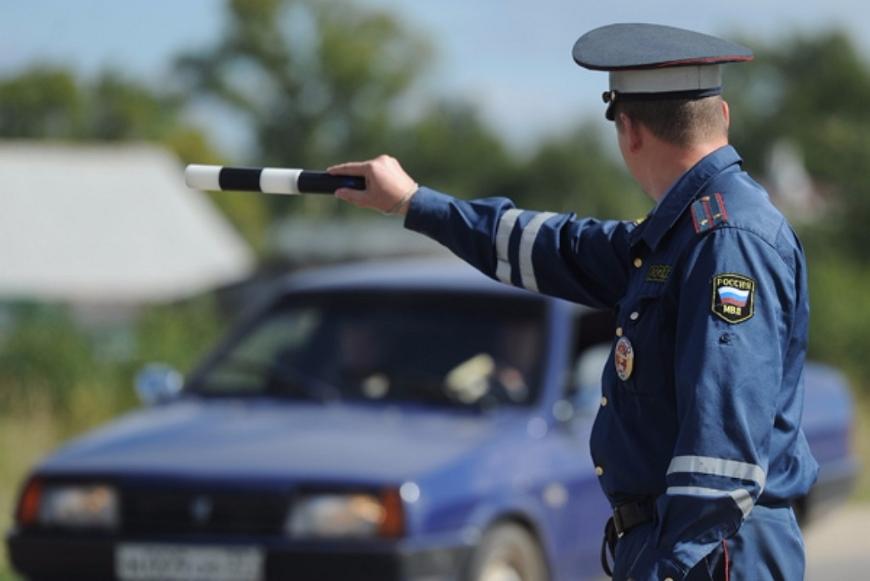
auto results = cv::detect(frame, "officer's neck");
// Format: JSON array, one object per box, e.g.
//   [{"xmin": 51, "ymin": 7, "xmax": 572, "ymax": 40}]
[{"xmin": 641, "ymin": 137, "xmax": 729, "ymax": 203}]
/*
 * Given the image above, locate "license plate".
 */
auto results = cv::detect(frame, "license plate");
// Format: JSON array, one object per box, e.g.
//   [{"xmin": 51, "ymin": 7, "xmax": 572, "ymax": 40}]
[{"xmin": 116, "ymin": 543, "xmax": 264, "ymax": 581}]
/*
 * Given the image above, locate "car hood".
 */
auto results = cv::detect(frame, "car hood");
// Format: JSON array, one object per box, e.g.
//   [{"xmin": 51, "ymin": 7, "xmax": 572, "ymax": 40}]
[{"xmin": 38, "ymin": 397, "xmax": 525, "ymax": 484}]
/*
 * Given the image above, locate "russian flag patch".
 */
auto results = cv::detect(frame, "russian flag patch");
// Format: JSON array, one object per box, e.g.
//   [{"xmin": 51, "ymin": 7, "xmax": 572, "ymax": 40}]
[{"xmin": 712, "ymin": 273, "xmax": 755, "ymax": 323}]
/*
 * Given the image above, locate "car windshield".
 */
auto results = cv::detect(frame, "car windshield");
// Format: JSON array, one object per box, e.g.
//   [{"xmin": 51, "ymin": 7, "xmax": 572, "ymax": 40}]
[{"xmin": 189, "ymin": 291, "xmax": 546, "ymax": 409}]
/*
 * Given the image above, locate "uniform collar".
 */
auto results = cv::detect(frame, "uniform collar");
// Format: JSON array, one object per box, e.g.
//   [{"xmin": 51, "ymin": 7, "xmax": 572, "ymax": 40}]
[{"xmin": 630, "ymin": 145, "xmax": 742, "ymax": 250}]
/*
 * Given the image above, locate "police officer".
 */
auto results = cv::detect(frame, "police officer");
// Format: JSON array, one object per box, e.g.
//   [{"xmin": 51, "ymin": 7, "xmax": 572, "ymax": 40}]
[{"xmin": 330, "ymin": 23, "xmax": 818, "ymax": 581}]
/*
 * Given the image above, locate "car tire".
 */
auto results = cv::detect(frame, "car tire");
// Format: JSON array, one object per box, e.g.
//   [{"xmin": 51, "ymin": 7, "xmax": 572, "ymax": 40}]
[{"xmin": 467, "ymin": 522, "xmax": 548, "ymax": 581}]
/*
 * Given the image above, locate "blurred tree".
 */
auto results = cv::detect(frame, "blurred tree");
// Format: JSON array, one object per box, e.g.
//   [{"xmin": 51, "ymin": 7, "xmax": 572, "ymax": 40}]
[
  {"xmin": 0, "ymin": 67, "xmax": 187, "ymax": 143},
  {"xmin": 87, "ymin": 72, "xmax": 184, "ymax": 141},
  {"xmin": 390, "ymin": 101, "xmax": 517, "ymax": 199},
  {"xmin": 0, "ymin": 304, "xmax": 96, "ymax": 410},
  {"xmin": 727, "ymin": 31, "xmax": 870, "ymax": 391},
  {"xmin": 0, "ymin": 67, "xmax": 84, "ymax": 138},
  {"xmin": 176, "ymin": 0, "xmax": 431, "ymax": 217},
  {"xmin": 514, "ymin": 124, "xmax": 647, "ymax": 218},
  {"xmin": 728, "ymin": 31, "xmax": 870, "ymax": 260}
]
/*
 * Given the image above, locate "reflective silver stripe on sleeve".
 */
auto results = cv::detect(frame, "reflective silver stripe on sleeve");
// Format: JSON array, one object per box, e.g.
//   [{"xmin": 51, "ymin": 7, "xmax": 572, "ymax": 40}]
[
  {"xmin": 667, "ymin": 455, "xmax": 766, "ymax": 490},
  {"xmin": 495, "ymin": 209, "xmax": 523, "ymax": 284},
  {"xmin": 518, "ymin": 212, "xmax": 558, "ymax": 292},
  {"xmin": 666, "ymin": 486, "xmax": 754, "ymax": 518}
]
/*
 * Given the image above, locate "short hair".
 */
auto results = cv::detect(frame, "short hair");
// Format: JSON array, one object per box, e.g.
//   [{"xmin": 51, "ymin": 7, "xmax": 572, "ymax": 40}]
[{"xmin": 613, "ymin": 95, "xmax": 728, "ymax": 147}]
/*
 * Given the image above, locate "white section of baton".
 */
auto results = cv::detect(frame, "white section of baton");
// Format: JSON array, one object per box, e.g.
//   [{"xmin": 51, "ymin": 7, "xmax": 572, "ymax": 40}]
[
  {"xmin": 495, "ymin": 209, "xmax": 522, "ymax": 284},
  {"xmin": 184, "ymin": 164, "xmax": 222, "ymax": 191},
  {"xmin": 667, "ymin": 455, "xmax": 766, "ymax": 490},
  {"xmin": 260, "ymin": 168, "xmax": 302, "ymax": 195},
  {"xmin": 518, "ymin": 212, "xmax": 557, "ymax": 293},
  {"xmin": 666, "ymin": 486, "xmax": 754, "ymax": 518}
]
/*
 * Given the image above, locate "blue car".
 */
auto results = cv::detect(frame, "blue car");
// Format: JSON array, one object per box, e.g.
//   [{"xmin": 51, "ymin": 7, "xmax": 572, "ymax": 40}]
[{"xmin": 6, "ymin": 260, "xmax": 857, "ymax": 581}]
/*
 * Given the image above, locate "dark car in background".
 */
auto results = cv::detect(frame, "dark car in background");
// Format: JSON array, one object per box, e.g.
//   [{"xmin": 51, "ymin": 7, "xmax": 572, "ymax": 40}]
[{"xmin": 6, "ymin": 260, "xmax": 858, "ymax": 581}]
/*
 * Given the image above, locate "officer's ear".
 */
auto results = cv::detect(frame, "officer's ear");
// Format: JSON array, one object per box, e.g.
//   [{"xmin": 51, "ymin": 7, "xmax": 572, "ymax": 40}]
[
  {"xmin": 616, "ymin": 112, "xmax": 644, "ymax": 154},
  {"xmin": 721, "ymin": 99, "xmax": 731, "ymax": 131}
]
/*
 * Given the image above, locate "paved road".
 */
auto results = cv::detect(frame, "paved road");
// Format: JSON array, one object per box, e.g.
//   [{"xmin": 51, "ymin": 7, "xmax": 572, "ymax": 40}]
[{"xmin": 805, "ymin": 503, "xmax": 870, "ymax": 580}]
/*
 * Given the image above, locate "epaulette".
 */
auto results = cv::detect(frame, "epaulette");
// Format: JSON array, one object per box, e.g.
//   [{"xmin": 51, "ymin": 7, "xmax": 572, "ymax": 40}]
[{"xmin": 690, "ymin": 193, "xmax": 728, "ymax": 234}]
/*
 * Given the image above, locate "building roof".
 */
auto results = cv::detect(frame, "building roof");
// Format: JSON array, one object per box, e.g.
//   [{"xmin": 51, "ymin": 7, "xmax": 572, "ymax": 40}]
[{"xmin": 0, "ymin": 141, "xmax": 254, "ymax": 303}]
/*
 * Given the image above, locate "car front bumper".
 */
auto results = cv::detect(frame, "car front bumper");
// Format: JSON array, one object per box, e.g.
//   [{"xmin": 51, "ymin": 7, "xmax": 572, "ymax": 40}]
[{"xmin": 7, "ymin": 530, "xmax": 474, "ymax": 581}]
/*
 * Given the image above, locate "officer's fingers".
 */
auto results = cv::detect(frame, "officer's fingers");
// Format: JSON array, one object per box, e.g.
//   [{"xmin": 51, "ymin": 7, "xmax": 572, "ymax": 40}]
[
  {"xmin": 370, "ymin": 155, "xmax": 403, "ymax": 178},
  {"xmin": 370, "ymin": 155, "xmax": 417, "ymax": 194},
  {"xmin": 328, "ymin": 161, "xmax": 370, "ymax": 176},
  {"xmin": 334, "ymin": 188, "xmax": 370, "ymax": 207}
]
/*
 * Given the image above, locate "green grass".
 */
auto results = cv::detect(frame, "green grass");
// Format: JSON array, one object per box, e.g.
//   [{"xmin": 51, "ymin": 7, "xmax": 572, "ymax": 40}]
[
  {"xmin": 851, "ymin": 396, "xmax": 870, "ymax": 502},
  {"xmin": 0, "ymin": 408, "xmax": 58, "ymax": 581}
]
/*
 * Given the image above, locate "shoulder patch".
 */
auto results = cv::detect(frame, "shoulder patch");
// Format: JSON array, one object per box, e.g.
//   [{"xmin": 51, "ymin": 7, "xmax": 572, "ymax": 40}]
[
  {"xmin": 711, "ymin": 273, "xmax": 755, "ymax": 324},
  {"xmin": 691, "ymin": 193, "xmax": 729, "ymax": 234}
]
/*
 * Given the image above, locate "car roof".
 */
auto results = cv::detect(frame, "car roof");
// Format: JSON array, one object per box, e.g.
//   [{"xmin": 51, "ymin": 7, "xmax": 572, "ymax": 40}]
[{"xmin": 278, "ymin": 257, "xmax": 545, "ymax": 299}]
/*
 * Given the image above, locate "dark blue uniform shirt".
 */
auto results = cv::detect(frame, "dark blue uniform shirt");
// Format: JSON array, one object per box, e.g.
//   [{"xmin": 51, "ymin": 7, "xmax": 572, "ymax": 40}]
[{"xmin": 404, "ymin": 145, "xmax": 818, "ymax": 579}]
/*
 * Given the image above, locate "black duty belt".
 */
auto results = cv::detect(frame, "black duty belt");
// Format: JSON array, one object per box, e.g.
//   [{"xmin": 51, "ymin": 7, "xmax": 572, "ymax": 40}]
[
  {"xmin": 613, "ymin": 497, "xmax": 655, "ymax": 537},
  {"xmin": 600, "ymin": 498, "xmax": 656, "ymax": 577}
]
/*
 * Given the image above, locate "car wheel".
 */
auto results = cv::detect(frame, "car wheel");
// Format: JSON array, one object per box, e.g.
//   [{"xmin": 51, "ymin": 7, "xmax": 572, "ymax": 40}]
[{"xmin": 467, "ymin": 522, "xmax": 548, "ymax": 581}]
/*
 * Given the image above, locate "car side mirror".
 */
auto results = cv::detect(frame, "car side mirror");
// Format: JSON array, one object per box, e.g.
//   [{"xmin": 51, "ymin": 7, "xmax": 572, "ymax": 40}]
[{"xmin": 135, "ymin": 363, "xmax": 183, "ymax": 406}]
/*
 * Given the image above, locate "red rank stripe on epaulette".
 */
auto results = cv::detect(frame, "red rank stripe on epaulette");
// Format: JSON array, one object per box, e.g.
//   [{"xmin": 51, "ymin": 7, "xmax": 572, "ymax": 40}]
[{"xmin": 691, "ymin": 193, "xmax": 728, "ymax": 234}]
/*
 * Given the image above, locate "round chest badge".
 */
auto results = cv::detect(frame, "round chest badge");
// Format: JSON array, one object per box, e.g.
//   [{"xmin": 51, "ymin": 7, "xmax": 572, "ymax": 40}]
[{"xmin": 614, "ymin": 336, "xmax": 634, "ymax": 381}]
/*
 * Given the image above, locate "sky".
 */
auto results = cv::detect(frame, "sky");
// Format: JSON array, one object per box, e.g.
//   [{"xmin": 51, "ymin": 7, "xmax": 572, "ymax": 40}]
[{"xmin": 2, "ymin": 0, "xmax": 869, "ymax": 154}]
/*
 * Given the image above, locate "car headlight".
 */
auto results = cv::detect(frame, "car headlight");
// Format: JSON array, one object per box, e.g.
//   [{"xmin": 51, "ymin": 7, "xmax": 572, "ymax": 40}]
[
  {"xmin": 18, "ymin": 480, "xmax": 120, "ymax": 530},
  {"xmin": 286, "ymin": 490, "xmax": 403, "ymax": 539}
]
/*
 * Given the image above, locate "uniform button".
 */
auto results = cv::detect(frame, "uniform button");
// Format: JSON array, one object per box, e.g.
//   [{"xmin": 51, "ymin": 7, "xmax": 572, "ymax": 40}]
[
  {"xmin": 595, "ymin": 466, "xmax": 604, "ymax": 477},
  {"xmin": 629, "ymin": 311, "xmax": 639, "ymax": 321},
  {"xmin": 633, "ymin": 257, "xmax": 643, "ymax": 268},
  {"xmin": 600, "ymin": 396, "xmax": 608, "ymax": 407},
  {"xmin": 615, "ymin": 327, "xmax": 623, "ymax": 337}
]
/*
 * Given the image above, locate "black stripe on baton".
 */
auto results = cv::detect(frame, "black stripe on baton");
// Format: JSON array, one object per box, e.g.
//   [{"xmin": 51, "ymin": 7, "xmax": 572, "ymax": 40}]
[
  {"xmin": 219, "ymin": 167, "xmax": 263, "ymax": 191},
  {"xmin": 299, "ymin": 172, "xmax": 366, "ymax": 193}
]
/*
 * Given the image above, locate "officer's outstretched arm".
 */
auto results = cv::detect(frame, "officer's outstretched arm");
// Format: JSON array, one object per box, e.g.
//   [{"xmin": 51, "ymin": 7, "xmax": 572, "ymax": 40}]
[
  {"xmin": 409, "ymin": 187, "xmax": 641, "ymax": 308},
  {"xmin": 331, "ymin": 156, "xmax": 637, "ymax": 308},
  {"xmin": 625, "ymin": 225, "xmax": 806, "ymax": 580}
]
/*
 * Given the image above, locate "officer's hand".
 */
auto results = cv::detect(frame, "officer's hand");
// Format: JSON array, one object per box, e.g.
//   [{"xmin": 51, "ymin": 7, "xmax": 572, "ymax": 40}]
[{"xmin": 328, "ymin": 155, "xmax": 419, "ymax": 215}]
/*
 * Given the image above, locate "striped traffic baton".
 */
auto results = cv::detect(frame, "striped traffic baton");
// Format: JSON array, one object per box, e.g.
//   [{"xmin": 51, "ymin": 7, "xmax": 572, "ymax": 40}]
[{"xmin": 184, "ymin": 165, "xmax": 366, "ymax": 195}]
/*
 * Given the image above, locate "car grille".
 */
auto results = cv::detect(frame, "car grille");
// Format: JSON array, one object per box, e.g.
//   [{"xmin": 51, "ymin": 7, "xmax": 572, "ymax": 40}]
[{"xmin": 122, "ymin": 486, "xmax": 290, "ymax": 536}]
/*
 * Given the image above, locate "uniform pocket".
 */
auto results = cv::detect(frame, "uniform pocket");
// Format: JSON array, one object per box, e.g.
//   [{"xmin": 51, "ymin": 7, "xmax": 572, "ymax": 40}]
[{"xmin": 615, "ymin": 287, "xmax": 673, "ymax": 397}]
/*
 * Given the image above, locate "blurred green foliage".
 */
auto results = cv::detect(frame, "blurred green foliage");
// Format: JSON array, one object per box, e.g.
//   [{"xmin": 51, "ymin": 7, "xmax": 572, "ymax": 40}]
[
  {"xmin": 0, "ymin": 298, "xmax": 223, "ymax": 417},
  {"xmin": 727, "ymin": 31, "xmax": 870, "ymax": 385},
  {"xmin": 728, "ymin": 31, "xmax": 870, "ymax": 262}
]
